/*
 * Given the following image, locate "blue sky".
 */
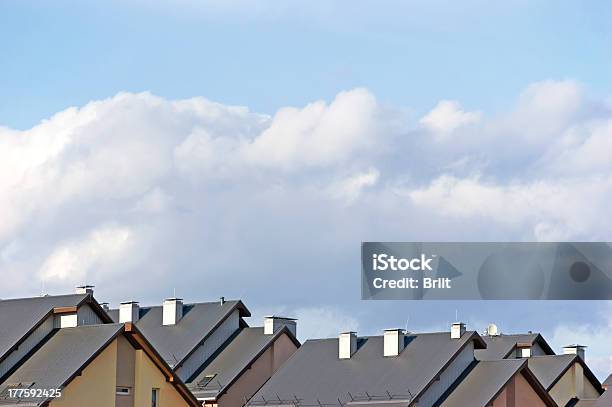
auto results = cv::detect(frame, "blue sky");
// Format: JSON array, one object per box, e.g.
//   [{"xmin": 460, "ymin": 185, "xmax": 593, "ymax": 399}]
[
  {"xmin": 1, "ymin": 1, "xmax": 612, "ymax": 378},
  {"xmin": 2, "ymin": 0, "xmax": 611, "ymax": 129}
]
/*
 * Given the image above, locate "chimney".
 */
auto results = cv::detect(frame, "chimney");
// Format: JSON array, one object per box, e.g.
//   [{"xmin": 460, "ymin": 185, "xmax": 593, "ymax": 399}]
[
  {"xmin": 451, "ymin": 322, "xmax": 466, "ymax": 339},
  {"xmin": 119, "ymin": 301, "xmax": 140, "ymax": 323},
  {"xmin": 339, "ymin": 332, "xmax": 358, "ymax": 359},
  {"xmin": 517, "ymin": 342, "xmax": 532, "ymax": 358},
  {"xmin": 100, "ymin": 302, "xmax": 110, "ymax": 311},
  {"xmin": 264, "ymin": 316, "xmax": 297, "ymax": 337},
  {"xmin": 163, "ymin": 298, "xmax": 183, "ymax": 326},
  {"xmin": 563, "ymin": 344, "xmax": 587, "ymax": 361},
  {"xmin": 383, "ymin": 329, "xmax": 405, "ymax": 357},
  {"xmin": 75, "ymin": 285, "xmax": 94, "ymax": 295},
  {"xmin": 220, "ymin": 296, "xmax": 225, "ymax": 305}
]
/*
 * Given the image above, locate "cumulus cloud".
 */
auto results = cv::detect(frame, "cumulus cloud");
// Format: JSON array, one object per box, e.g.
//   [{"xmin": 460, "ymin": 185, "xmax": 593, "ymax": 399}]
[
  {"xmin": 420, "ymin": 100, "xmax": 481, "ymax": 136},
  {"xmin": 1, "ymin": 80, "xmax": 611, "ymax": 375}
]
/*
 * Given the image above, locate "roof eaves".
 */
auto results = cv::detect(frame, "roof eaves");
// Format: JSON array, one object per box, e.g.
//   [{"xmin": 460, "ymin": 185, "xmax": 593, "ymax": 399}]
[
  {"xmin": 413, "ymin": 331, "xmax": 485, "ymax": 403},
  {"xmin": 124, "ymin": 323, "xmax": 201, "ymax": 407},
  {"xmin": 175, "ymin": 300, "xmax": 251, "ymax": 369},
  {"xmin": 215, "ymin": 326, "xmax": 300, "ymax": 399}
]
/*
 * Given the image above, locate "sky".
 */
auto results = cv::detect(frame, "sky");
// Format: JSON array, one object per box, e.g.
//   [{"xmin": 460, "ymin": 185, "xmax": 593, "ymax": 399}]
[{"xmin": 1, "ymin": 1, "xmax": 612, "ymax": 379}]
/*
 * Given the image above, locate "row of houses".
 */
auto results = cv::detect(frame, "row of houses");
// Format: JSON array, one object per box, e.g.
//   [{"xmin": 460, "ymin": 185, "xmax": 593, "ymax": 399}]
[{"xmin": 0, "ymin": 286, "xmax": 610, "ymax": 407}]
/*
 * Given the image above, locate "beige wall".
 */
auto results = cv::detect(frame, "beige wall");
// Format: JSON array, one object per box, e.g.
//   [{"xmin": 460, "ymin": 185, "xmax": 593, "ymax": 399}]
[
  {"xmin": 550, "ymin": 363, "xmax": 601, "ymax": 406},
  {"xmin": 134, "ymin": 349, "xmax": 190, "ymax": 407},
  {"xmin": 217, "ymin": 334, "xmax": 298, "ymax": 407},
  {"xmin": 116, "ymin": 335, "xmax": 136, "ymax": 407},
  {"xmin": 50, "ymin": 339, "xmax": 117, "ymax": 407},
  {"xmin": 489, "ymin": 373, "xmax": 547, "ymax": 407}
]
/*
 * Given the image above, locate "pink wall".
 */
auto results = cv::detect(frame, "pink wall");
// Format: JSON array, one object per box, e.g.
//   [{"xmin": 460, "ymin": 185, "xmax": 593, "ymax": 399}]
[
  {"xmin": 213, "ymin": 334, "xmax": 298, "ymax": 407},
  {"xmin": 489, "ymin": 372, "xmax": 547, "ymax": 407}
]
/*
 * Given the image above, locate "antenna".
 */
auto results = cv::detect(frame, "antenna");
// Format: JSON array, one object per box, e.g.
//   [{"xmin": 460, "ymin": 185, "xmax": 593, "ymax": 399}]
[
  {"xmin": 173, "ymin": 287, "xmax": 176, "ymax": 298},
  {"xmin": 455, "ymin": 309, "xmax": 458, "ymax": 322}
]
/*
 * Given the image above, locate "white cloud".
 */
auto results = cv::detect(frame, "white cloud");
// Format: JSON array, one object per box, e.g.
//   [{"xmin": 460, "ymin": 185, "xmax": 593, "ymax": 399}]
[
  {"xmin": 39, "ymin": 224, "xmax": 135, "ymax": 282},
  {"xmin": 420, "ymin": 100, "xmax": 481, "ymax": 136},
  {"xmin": 549, "ymin": 303, "xmax": 612, "ymax": 380},
  {"xmin": 0, "ymin": 81, "xmax": 611, "ymax": 375}
]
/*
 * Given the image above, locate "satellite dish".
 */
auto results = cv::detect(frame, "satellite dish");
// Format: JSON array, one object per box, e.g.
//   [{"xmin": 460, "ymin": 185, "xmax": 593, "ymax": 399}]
[{"xmin": 487, "ymin": 323, "xmax": 499, "ymax": 336}]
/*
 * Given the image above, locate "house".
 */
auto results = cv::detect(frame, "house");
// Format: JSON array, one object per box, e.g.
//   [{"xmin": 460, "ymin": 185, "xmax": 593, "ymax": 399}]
[
  {"xmin": 527, "ymin": 351, "xmax": 603, "ymax": 406},
  {"xmin": 249, "ymin": 323, "xmax": 487, "ymax": 407},
  {"xmin": 476, "ymin": 331, "xmax": 555, "ymax": 360},
  {"xmin": 0, "ymin": 287, "xmax": 112, "ymax": 383},
  {"xmin": 107, "ymin": 297, "xmax": 251, "ymax": 382},
  {"xmin": 437, "ymin": 359, "xmax": 556, "ymax": 407},
  {"xmin": 0, "ymin": 323, "xmax": 198, "ymax": 407},
  {"xmin": 187, "ymin": 317, "xmax": 300, "ymax": 407}
]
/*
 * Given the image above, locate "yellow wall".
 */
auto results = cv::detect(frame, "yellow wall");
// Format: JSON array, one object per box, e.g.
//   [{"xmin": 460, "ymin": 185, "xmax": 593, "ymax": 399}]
[
  {"xmin": 133, "ymin": 349, "xmax": 190, "ymax": 407},
  {"xmin": 50, "ymin": 340, "xmax": 117, "ymax": 407}
]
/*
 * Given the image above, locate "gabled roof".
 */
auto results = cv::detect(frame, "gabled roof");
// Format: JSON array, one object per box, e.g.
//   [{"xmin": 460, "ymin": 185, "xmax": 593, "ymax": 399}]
[
  {"xmin": 0, "ymin": 293, "xmax": 112, "ymax": 364},
  {"xmin": 604, "ymin": 373, "xmax": 612, "ymax": 389},
  {"xmin": 475, "ymin": 333, "xmax": 554, "ymax": 361},
  {"xmin": 0, "ymin": 323, "xmax": 199, "ymax": 406},
  {"xmin": 188, "ymin": 326, "xmax": 300, "ymax": 400},
  {"xmin": 528, "ymin": 355, "xmax": 603, "ymax": 394},
  {"xmin": 250, "ymin": 331, "xmax": 485, "ymax": 407},
  {"xmin": 108, "ymin": 300, "xmax": 250, "ymax": 368},
  {"xmin": 438, "ymin": 359, "xmax": 556, "ymax": 407}
]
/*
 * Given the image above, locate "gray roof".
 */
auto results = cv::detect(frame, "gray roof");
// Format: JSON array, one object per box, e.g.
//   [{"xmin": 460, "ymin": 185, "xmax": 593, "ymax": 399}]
[
  {"xmin": 108, "ymin": 300, "xmax": 249, "ymax": 367},
  {"xmin": 250, "ymin": 331, "xmax": 484, "ymax": 406},
  {"xmin": 0, "ymin": 324, "xmax": 124, "ymax": 406},
  {"xmin": 595, "ymin": 389, "xmax": 612, "ymax": 407},
  {"xmin": 440, "ymin": 359, "xmax": 525, "ymax": 407},
  {"xmin": 0, "ymin": 294, "xmax": 89, "ymax": 362},
  {"xmin": 604, "ymin": 374, "xmax": 612, "ymax": 388},
  {"xmin": 188, "ymin": 327, "xmax": 299, "ymax": 399},
  {"xmin": 528, "ymin": 355, "xmax": 603, "ymax": 394},
  {"xmin": 528, "ymin": 354, "xmax": 577, "ymax": 390},
  {"xmin": 475, "ymin": 333, "xmax": 553, "ymax": 361}
]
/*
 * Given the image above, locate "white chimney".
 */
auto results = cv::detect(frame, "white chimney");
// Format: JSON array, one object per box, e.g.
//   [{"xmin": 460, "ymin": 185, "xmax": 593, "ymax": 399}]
[
  {"xmin": 383, "ymin": 329, "xmax": 405, "ymax": 357},
  {"xmin": 339, "ymin": 332, "xmax": 358, "ymax": 359},
  {"xmin": 563, "ymin": 344, "xmax": 586, "ymax": 361},
  {"xmin": 163, "ymin": 298, "xmax": 183, "ymax": 326},
  {"xmin": 119, "ymin": 301, "xmax": 140, "ymax": 323},
  {"xmin": 451, "ymin": 322, "xmax": 466, "ymax": 339},
  {"xmin": 264, "ymin": 316, "xmax": 297, "ymax": 337},
  {"xmin": 75, "ymin": 285, "xmax": 94, "ymax": 295}
]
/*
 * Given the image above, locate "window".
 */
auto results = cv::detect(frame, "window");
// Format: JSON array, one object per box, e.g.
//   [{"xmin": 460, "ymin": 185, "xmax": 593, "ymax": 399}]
[
  {"xmin": 116, "ymin": 387, "xmax": 131, "ymax": 395},
  {"xmin": 197, "ymin": 374, "xmax": 217, "ymax": 388},
  {"xmin": 151, "ymin": 388, "xmax": 159, "ymax": 407}
]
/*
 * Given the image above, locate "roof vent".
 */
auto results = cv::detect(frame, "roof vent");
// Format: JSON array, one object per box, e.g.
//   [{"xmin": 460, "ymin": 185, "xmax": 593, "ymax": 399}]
[
  {"xmin": 451, "ymin": 322, "xmax": 466, "ymax": 339},
  {"xmin": 383, "ymin": 329, "xmax": 405, "ymax": 357},
  {"xmin": 163, "ymin": 298, "xmax": 183, "ymax": 326},
  {"xmin": 339, "ymin": 332, "xmax": 358, "ymax": 359},
  {"xmin": 119, "ymin": 301, "xmax": 140, "ymax": 323},
  {"xmin": 75, "ymin": 285, "xmax": 94, "ymax": 295},
  {"xmin": 516, "ymin": 342, "xmax": 532, "ymax": 358},
  {"xmin": 264, "ymin": 316, "xmax": 297, "ymax": 337},
  {"xmin": 99, "ymin": 302, "xmax": 110, "ymax": 311},
  {"xmin": 563, "ymin": 344, "xmax": 587, "ymax": 361}
]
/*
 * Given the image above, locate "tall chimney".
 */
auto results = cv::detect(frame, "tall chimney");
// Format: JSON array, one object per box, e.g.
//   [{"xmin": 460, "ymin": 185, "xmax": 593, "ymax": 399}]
[
  {"xmin": 563, "ymin": 344, "xmax": 587, "ymax": 361},
  {"xmin": 75, "ymin": 285, "xmax": 94, "ymax": 295},
  {"xmin": 451, "ymin": 322, "xmax": 466, "ymax": 339},
  {"xmin": 119, "ymin": 301, "xmax": 140, "ymax": 323},
  {"xmin": 339, "ymin": 332, "xmax": 357, "ymax": 359},
  {"xmin": 163, "ymin": 298, "xmax": 184, "ymax": 326},
  {"xmin": 383, "ymin": 329, "xmax": 405, "ymax": 357},
  {"xmin": 264, "ymin": 316, "xmax": 297, "ymax": 337}
]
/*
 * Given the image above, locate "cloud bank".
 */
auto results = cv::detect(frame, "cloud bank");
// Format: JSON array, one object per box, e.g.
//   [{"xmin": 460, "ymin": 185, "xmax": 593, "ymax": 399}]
[{"xmin": 1, "ymin": 80, "xmax": 611, "ymax": 376}]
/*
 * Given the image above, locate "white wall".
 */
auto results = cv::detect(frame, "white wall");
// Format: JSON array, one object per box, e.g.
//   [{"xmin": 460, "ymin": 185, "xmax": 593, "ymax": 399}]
[
  {"xmin": 0, "ymin": 315, "xmax": 54, "ymax": 379},
  {"xmin": 416, "ymin": 341, "xmax": 475, "ymax": 406},
  {"xmin": 176, "ymin": 309, "xmax": 240, "ymax": 381}
]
